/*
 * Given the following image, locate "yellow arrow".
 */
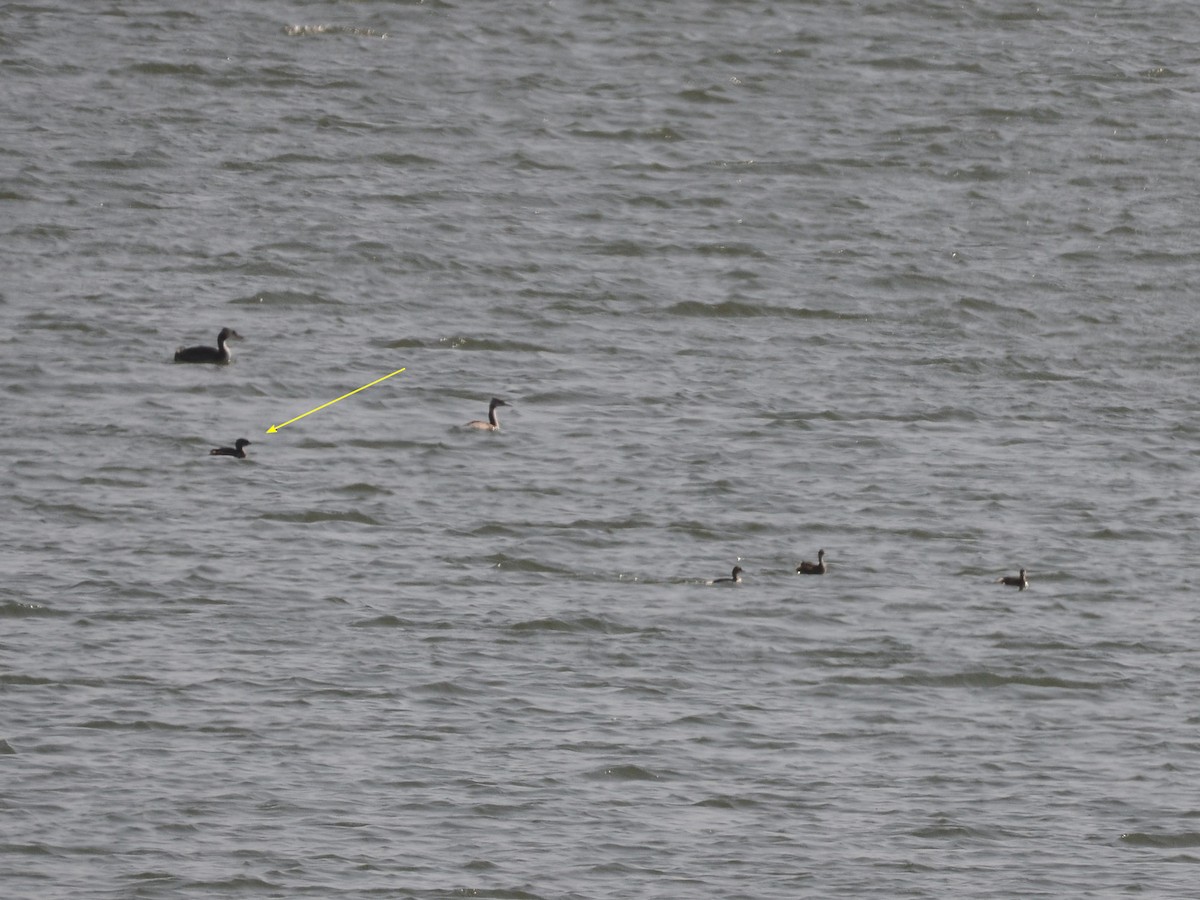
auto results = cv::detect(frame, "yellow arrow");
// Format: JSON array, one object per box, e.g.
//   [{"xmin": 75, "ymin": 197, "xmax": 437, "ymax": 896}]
[{"xmin": 266, "ymin": 367, "xmax": 406, "ymax": 434}]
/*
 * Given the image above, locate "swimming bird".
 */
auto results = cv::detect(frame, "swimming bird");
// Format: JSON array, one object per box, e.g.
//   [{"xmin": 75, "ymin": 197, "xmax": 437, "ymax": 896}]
[
  {"xmin": 174, "ymin": 327, "xmax": 242, "ymax": 364},
  {"xmin": 996, "ymin": 568, "xmax": 1028, "ymax": 590},
  {"xmin": 796, "ymin": 549, "xmax": 827, "ymax": 575},
  {"xmin": 709, "ymin": 566, "xmax": 744, "ymax": 585},
  {"xmin": 466, "ymin": 397, "xmax": 508, "ymax": 431},
  {"xmin": 210, "ymin": 438, "xmax": 251, "ymax": 459}
]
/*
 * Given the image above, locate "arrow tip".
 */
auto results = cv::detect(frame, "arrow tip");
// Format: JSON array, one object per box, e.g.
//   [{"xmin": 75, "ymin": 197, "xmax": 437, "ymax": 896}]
[{"xmin": 266, "ymin": 425, "xmax": 278, "ymax": 434}]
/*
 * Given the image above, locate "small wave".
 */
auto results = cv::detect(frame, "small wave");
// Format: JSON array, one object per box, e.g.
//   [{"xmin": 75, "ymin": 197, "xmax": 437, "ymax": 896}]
[
  {"xmin": 585, "ymin": 238, "xmax": 656, "ymax": 257},
  {"xmin": 507, "ymin": 616, "xmax": 645, "ymax": 635},
  {"xmin": 0, "ymin": 673, "xmax": 53, "ymax": 686},
  {"xmin": 695, "ymin": 241, "xmax": 768, "ymax": 259},
  {"xmin": 259, "ymin": 509, "xmax": 383, "ymax": 526},
  {"xmin": 569, "ymin": 126, "xmax": 685, "ymax": 142},
  {"xmin": 463, "ymin": 523, "xmax": 521, "ymax": 538},
  {"xmin": 351, "ymin": 614, "xmax": 412, "ymax": 629},
  {"xmin": 482, "ymin": 555, "xmax": 568, "ymax": 574},
  {"xmin": 436, "ymin": 336, "xmax": 555, "ymax": 353},
  {"xmin": 509, "ymin": 151, "xmax": 574, "ymax": 172},
  {"xmin": 1084, "ymin": 527, "xmax": 1160, "ymax": 541},
  {"xmin": 561, "ymin": 515, "xmax": 655, "ymax": 531},
  {"xmin": 78, "ymin": 475, "xmax": 149, "ymax": 489},
  {"xmin": 284, "ymin": 24, "xmax": 389, "ymax": 39},
  {"xmin": 693, "ymin": 794, "xmax": 760, "ymax": 809},
  {"xmin": 909, "ymin": 823, "xmax": 1000, "ymax": 841},
  {"xmin": 79, "ymin": 719, "xmax": 190, "ymax": 732},
  {"xmin": 1010, "ymin": 366, "xmax": 1074, "ymax": 383},
  {"xmin": 1140, "ymin": 66, "xmax": 1185, "ymax": 79},
  {"xmin": 410, "ymin": 680, "xmax": 477, "ymax": 699},
  {"xmin": 469, "ymin": 802, "xmax": 537, "ymax": 819},
  {"xmin": 183, "ymin": 876, "xmax": 279, "ymax": 892},
  {"xmin": 31, "ymin": 502, "xmax": 104, "ymax": 523},
  {"xmin": 585, "ymin": 764, "xmax": 661, "ymax": 781},
  {"xmin": 841, "ymin": 670, "xmax": 1110, "ymax": 691},
  {"xmin": 24, "ymin": 313, "xmax": 103, "ymax": 333},
  {"xmin": 464, "ymin": 859, "xmax": 499, "ymax": 872},
  {"xmin": 955, "ymin": 295, "xmax": 1034, "ymax": 315},
  {"xmin": 0, "ymin": 600, "xmax": 60, "ymax": 618},
  {"xmin": 677, "ymin": 86, "xmax": 735, "ymax": 104},
  {"xmin": 367, "ymin": 152, "xmax": 438, "ymax": 168},
  {"xmin": 230, "ymin": 290, "xmax": 342, "ymax": 307},
  {"xmin": 1120, "ymin": 831, "xmax": 1200, "ymax": 848},
  {"xmin": 128, "ymin": 61, "xmax": 208, "ymax": 78},
  {"xmin": 344, "ymin": 438, "xmax": 440, "ymax": 452},
  {"xmin": 331, "ymin": 482, "xmax": 395, "ymax": 498},
  {"xmin": 666, "ymin": 299, "xmax": 834, "ymax": 318}
]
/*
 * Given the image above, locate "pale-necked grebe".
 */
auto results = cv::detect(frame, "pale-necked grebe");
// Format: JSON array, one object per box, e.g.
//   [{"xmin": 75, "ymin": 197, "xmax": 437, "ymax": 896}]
[
  {"xmin": 797, "ymin": 549, "xmax": 827, "ymax": 575},
  {"xmin": 466, "ymin": 397, "xmax": 508, "ymax": 431},
  {"xmin": 709, "ymin": 566, "xmax": 744, "ymax": 585},
  {"xmin": 996, "ymin": 568, "xmax": 1028, "ymax": 590},
  {"xmin": 175, "ymin": 327, "xmax": 241, "ymax": 364},
  {"xmin": 210, "ymin": 438, "xmax": 251, "ymax": 459}
]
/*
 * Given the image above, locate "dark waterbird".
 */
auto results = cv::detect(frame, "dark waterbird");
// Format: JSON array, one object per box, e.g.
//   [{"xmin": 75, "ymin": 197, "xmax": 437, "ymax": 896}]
[
  {"xmin": 996, "ymin": 568, "xmax": 1028, "ymax": 590},
  {"xmin": 174, "ymin": 327, "xmax": 242, "ymax": 364},
  {"xmin": 466, "ymin": 397, "xmax": 509, "ymax": 431},
  {"xmin": 210, "ymin": 438, "xmax": 251, "ymax": 459},
  {"xmin": 796, "ymin": 549, "xmax": 827, "ymax": 575},
  {"xmin": 709, "ymin": 566, "xmax": 744, "ymax": 585}
]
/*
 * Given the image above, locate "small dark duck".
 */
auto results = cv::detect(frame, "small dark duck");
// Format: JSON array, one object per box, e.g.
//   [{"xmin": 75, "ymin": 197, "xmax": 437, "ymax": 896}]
[
  {"xmin": 709, "ymin": 566, "xmax": 744, "ymax": 585},
  {"xmin": 175, "ymin": 327, "xmax": 241, "ymax": 364},
  {"xmin": 995, "ymin": 569, "xmax": 1028, "ymax": 590},
  {"xmin": 796, "ymin": 549, "xmax": 827, "ymax": 575},
  {"xmin": 210, "ymin": 438, "xmax": 251, "ymax": 459}
]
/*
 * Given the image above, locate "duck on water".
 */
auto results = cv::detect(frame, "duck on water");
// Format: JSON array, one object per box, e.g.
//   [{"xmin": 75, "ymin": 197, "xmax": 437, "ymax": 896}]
[
  {"xmin": 466, "ymin": 397, "xmax": 508, "ymax": 431},
  {"xmin": 709, "ymin": 566, "xmax": 744, "ymax": 585},
  {"xmin": 175, "ymin": 328, "xmax": 242, "ymax": 364},
  {"xmin": 796, "ymin": 549, "xmax": 827, "ymax": 575},
  {"xmin": 210, "ymin": 438, "xmax": 251, "ymax": 459},
  {"xmin": 996, "ymin": 569, "xmax": 1028, "ymax": 590}
]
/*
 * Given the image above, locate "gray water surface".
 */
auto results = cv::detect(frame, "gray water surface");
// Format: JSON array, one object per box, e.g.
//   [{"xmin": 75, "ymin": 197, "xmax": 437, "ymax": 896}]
[{"xmin": 3, "ymin": 2, "xmax": 1200, "ymax": 897}]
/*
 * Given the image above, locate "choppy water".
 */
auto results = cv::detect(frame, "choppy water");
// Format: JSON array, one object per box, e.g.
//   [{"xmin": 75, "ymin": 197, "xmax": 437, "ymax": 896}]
[{"xmin": 4, "ymin": 1, "xmax": 1200, "ymax": 897}]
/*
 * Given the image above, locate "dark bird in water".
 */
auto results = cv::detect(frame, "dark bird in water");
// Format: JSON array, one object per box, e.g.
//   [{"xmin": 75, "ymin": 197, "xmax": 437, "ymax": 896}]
[
  {"xmin": 174, "ymin": 327, "xmax": 242, "ymax": 364},
  {"xmin": 796, "ymin": 549, "xmax": 827, "ymax": 575},
  {"xmin": 466, "ymin": 397, "xmax": 508, "ymax": 431},
  {"xmin": 210, "ymin": 438, "xmax": 251, "ymax": 459},
  {"xmin": 709, "ymin": 566, "xmax": 744, "ymax": 585},
  {"xmin": 996, "ymin": 568, "xmax": 1028, "ymax": 590}
]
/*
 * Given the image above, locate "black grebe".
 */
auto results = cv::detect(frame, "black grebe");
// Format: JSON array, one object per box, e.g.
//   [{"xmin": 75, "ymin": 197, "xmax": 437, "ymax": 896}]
[
  {"xmin": 466, "ymin": 397, "xmax": 508, "ymax": 431},
  {"xmin": 996, "ymin": 568, "xmax": 1028, "ymax": 590},
  {"xmin": 709, "ymin": 566, "xmax": 744, "ymax": 585},
  {"xmin": 175, "ymin": 327, "xmax": 242, "ymax": 364},
  {"xmin": 210, "ymin": 438, "xmax": 251, "ymax": 459},
  {"xmin": 796, "ymin": 549, "xmax": 827, "ymax": 575}
]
